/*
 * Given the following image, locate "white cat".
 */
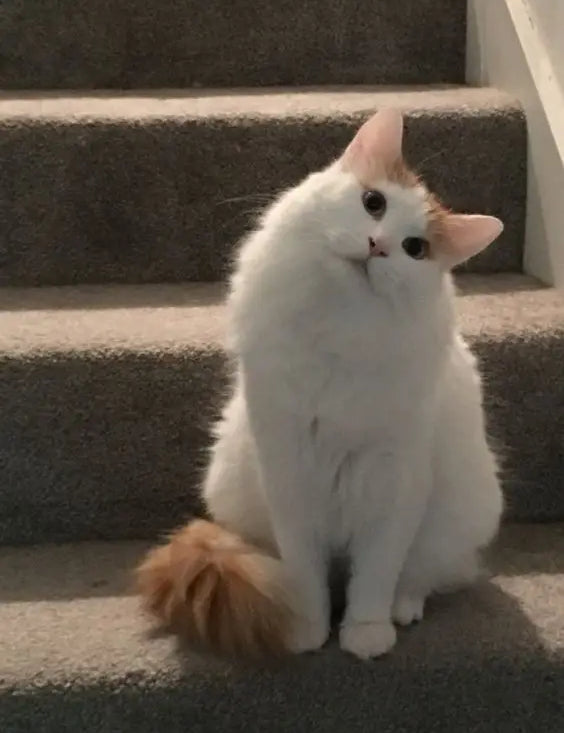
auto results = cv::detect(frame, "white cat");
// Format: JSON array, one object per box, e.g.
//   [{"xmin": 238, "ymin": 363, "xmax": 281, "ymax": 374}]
[{"xmin": 137, "ymin": 109, "xmax": 503, "ymax": 660}]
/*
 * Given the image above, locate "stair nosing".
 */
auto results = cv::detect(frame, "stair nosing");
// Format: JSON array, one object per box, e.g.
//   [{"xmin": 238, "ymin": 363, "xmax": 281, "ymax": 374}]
[
  {"xmin": 0, "ymin": 85, "xmax": 522, "ymax": 122},
  {"xmin": 0, "ymin": 275, "xmax": 561, "ymax": 358}
]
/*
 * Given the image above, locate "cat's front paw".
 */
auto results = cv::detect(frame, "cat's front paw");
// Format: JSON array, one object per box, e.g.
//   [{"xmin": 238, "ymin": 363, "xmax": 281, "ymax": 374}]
[
  {"xmin": 392, "ymin": 595, "xmax": 425, "ymax": 626},
  {"xmin": 289, "ymin": 617, "xmax": 330, "ymax": 654},
  {"xmin": 339, "ymin": 621, "xmax": 396, "ymax": 659}
]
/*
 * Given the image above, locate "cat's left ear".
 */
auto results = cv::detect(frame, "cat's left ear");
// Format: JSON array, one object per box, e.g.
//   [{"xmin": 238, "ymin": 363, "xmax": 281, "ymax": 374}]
[
  {"xmin": 439, "ymin": 214, "xmax": 504, "ymax": 267},
  {"xmin": 341, "ymin": 108, "xmax": 403, "ymax": 181}
]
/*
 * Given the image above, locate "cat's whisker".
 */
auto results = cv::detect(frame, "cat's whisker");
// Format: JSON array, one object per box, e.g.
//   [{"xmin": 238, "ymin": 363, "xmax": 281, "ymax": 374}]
[
  {"xmin": 414, "ymin": 147, "xmax": 447, "ymax": 172},
  {"xmin": 216, "ymin": 193, "xmax": 276, "ymax": 207},
  {"xmin": 220, "ymin": 208, "xmax": 271, "ymax": 230}
]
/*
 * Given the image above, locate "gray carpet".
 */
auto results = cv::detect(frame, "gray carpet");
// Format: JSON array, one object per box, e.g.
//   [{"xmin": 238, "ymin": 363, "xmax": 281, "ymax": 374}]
[
  {"xmin": 0, "ymin": 0, "xmax": 467, "ymax": 89},
  {"xmin": 1, "ymin": 524, "xmax": 563, "ymax": 732},
  {"xmin": 1, "ymin": 274, "xmax": 562, "ymax": 545},
  {"xmin": 0, "ymin": 87, "xmax": 526, "ymax": 286}
]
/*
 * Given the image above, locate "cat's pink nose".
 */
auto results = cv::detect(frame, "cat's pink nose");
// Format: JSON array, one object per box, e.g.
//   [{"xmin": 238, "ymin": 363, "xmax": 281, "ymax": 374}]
[{"xmin": 368, "ymin": 237, "xmax": 389, "ymax": 258}]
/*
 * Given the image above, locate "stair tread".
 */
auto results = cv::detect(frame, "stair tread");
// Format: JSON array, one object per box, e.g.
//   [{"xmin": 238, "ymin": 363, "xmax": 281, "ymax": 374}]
[
  {"xmin": 1, "ymin": 275, "xmax": 562, "ymax": 357},
  {"xmin": 0, "ymin": 85, "xmax": 519, "ymax": 121},
  {"xmin": 1, "ymin": 525, "xmax": 563, "ymax": 731},
  {"xmin": 0, "ymin": 281, "xmax": 228, "ymax": 356}
]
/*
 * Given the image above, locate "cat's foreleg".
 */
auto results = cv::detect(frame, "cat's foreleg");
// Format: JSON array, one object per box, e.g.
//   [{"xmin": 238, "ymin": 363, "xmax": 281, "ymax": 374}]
[
  {"xmin": 341, "ymin": 447, "xmax": 431, "ymax": 659},
  {"xmin": 244, "ymin": 375, "xmax": 331, "ymax": 653}
]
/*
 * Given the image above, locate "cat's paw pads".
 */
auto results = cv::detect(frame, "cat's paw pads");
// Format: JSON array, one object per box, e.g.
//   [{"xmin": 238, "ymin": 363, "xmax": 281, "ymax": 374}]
[
  {"xmin": 392, "ymin": 595, "xmax": 425, "ymax": 626},
  {"xmin": 289, "ymin": 617, "xmax": 329, "ymax": 654},
  {"xmin": 339, "ymin": 621, "xmax": 396, "ymax": 659}
]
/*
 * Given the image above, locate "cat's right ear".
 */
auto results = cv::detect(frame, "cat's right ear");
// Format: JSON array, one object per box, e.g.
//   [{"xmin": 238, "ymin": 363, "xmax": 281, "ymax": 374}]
[{"xmin": 341, "ymin": 109, "xmax": 404, "ymax": 181}]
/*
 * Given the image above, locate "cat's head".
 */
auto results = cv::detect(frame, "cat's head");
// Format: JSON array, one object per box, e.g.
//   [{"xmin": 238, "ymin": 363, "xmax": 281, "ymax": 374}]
[{"xmin": 297, "ymin": 109, "xmax": 503, "ymax": 288}]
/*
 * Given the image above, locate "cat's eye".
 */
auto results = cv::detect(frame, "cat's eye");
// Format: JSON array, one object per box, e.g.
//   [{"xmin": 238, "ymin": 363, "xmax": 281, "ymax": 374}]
[
  {"xmin": 402, "ymin": 237, "xmax": 429, "ymax": 260},
  {"xmin": 362, "ymin": 190, "xmax": 387, "ymax": 218}
]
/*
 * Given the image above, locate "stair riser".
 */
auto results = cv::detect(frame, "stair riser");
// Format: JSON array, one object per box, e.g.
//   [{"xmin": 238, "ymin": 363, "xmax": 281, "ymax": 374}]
[
  {"xmin": 1, "ymin": 0, "xmax": 467, "ymax": 89},
  {"xmin": 2, "ymin": 662, "xmax": 562, "ymax": 733},
  {"xmin": 0, "ymin": 109, "xmax": 526, "ymax": 286},
  {"xmin": 1, "ymin": 335, "xmax": 561, "ymax": 545}
]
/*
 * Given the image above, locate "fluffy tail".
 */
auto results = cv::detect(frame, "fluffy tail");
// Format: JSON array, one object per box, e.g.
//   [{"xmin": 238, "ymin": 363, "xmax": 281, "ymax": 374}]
[{"xmin": 136, "ymin": 519, "xmax": 293, "ymax": 658}]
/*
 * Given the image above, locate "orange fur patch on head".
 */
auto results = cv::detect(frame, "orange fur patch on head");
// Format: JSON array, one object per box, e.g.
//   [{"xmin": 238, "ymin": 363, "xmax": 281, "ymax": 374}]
[
  {"xmin": 354, "ymin": 156, "xmax": 419, "ymax": 191},
  {"xmin": 423, "ymin": 191, "xmax": 452, "ymax": 257},
  {"xmin": 385, "ymin": 159, "xmax": 451, "ymax": 262},
  {"xmin": 136, "ymin": 519, "xmax": 294, "ymax": 659},
  {"xmin": 385, "ymin": 157, "xmax": 420, "ymax": 189},
  {"xmin": 380, "ymin": 160, "xmax": 454, "ymax": 263}
]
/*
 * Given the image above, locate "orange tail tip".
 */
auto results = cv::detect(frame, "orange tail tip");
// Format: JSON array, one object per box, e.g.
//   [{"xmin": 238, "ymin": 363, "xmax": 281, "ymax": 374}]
[{"xmin": 136, "ymin": 519, "xmax": 293, "ymax": 658}]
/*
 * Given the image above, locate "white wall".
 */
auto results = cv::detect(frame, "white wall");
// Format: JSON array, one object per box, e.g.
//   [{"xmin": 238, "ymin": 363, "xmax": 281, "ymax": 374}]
[
  {"xmin": 467, "ymin": 0, "xmax": 564, "ymax": 288},
  {"xmin": 526, "ymin": 0, "xmax": 564, "ymax": 93}
]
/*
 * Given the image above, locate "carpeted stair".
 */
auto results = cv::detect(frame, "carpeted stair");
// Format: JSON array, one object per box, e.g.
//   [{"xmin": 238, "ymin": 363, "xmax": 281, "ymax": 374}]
[
  {"xmin": 0, "ymin": 87, "xmax": 525, "ymax": 285},
  {"xmin": 1, "ymin": 274, "xmax": 563, "ymax": 545},
  {"xmin": 1, "ymin": 1, "xmax": 563, "ymax": 731},
  {"xmin": 1, "ymin": 525, "xmax": 564, "ymax": 732},
  {"xmin": 1, "ymin": 0, "xmax": 467, "ymax": 88}
]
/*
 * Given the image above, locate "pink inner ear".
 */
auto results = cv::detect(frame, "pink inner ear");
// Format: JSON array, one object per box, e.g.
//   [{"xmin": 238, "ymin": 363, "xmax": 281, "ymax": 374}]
[
  {"xmin": 341, "ymin": 108, "xmax": 404, "ymax": 182},
  {"xmin": 439, "ymin": 214, "xmax": 504, "ymax": 266}
]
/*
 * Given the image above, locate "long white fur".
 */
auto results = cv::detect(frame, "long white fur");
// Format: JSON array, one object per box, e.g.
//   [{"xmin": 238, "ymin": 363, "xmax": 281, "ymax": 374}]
[{"xmin": 203, "ymin": 111, "xmax": 503, "ymax": 658}]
